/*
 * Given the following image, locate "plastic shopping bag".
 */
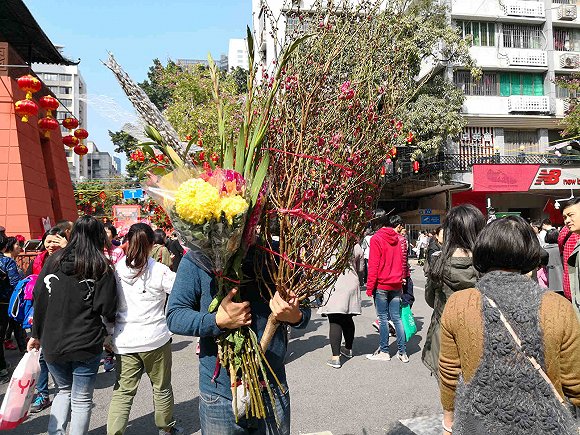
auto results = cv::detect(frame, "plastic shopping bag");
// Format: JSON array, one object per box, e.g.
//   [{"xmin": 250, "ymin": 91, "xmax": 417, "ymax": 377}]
[
  {"xmin": 401, "ymin": 304, "xmax": 417, "ymax": 342},
  {"xmin": 0, "ymin": 349, "xmax": 41, "ymax": 430}
]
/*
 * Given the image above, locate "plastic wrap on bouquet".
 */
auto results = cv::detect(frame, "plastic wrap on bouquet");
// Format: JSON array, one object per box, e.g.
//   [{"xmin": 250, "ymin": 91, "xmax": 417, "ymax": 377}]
[{"xmin": 145, "ymin": 166, "xmax": 249, "ymax": 275}]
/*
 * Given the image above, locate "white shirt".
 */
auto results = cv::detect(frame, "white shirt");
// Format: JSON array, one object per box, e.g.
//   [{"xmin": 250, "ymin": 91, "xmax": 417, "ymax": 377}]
[{"xmin": 113, "ymin": 258, "xmax": 176, "ymax": 354}]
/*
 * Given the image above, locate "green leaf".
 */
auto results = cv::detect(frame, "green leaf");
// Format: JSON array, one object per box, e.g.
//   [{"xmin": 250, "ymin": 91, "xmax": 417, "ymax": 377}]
[
  {"xmin": 165, "ymin": 146, "xmax": 184, "ymax": 167},
  {"xmin": 223, "ymin": 133, "xmax": 234, "ymax": 169},
  {"xmin": 235, "ymin": 124, "xmax": 246, "ymax": 174},
  {"xmin": 144, "ymin": 125, "xmax": 163, "ymax": 144},
  {"xmin": 208, "ymin": 295, "xmax": 223, "ymax": 313},
  {"xmin": 184, "ymin": 138, "xmax": 197, "ymax": 158},
  {"xmin": 246, "ymin": 26, "xmax": 254, "ymax": 67},
  {"xmin": 233, "ymin": 330, "xmax": 245, "ymax": 354},
  {"xmin": 250, "ymin": 153, "xmax": 269, "ymax": 205},
  {"xmin": 141, "ymin": 144, "xmax": 156, "ymax": 159}
]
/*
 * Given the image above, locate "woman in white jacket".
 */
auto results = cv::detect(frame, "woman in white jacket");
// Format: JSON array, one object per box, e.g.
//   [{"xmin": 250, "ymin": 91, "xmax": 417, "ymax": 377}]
[{"xmin": 106, "ymin": 223, "xmax": 179, "ymax": 435}]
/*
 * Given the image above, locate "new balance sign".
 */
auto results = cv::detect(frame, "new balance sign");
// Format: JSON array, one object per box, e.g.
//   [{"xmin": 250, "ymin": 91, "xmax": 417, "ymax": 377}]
[{"xmin": 530, "ymin": 167, "xmax": 580, "ymax": 189}]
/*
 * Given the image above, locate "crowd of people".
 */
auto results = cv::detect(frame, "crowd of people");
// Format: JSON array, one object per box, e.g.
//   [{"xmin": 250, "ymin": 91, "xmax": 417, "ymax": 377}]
[{"xmin": 0, "ymin": 199, "xmax": 577, "ymax": 434}]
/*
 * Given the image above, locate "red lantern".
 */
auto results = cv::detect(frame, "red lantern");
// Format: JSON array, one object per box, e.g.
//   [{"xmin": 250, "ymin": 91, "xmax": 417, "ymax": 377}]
[
  {"xmin": 38, "ymin": 117, "xmax": 60, "ymax": 138},
  {"xmin": 390, "ymin": 147, "xmax": 398, "ymax": 160},
  {"xmin": 74, "ymin": 128, "xmax": 89, "ymax": 140},
  {"xmin": 14, "ymin": 99, "xmax": 39, "ymax": 123},
  {"xmin": 406, "ymin": 131, "xmax": 414, "ymax": 144},
  {"xmin": 38, "ymin": 96, "xmax": 59, "ymax": 118},
  {"xmin": 17, "ymin": 75, "xmax": 42, "ymax": 100},
  {"xmin": 74, "ymin": 144, "xmax": 88, "ymax": 157},
  {"xmin": 62, "ymin": 117, "xmax": 79, "ymax": 131},
  {"xmin": 412, "ymin": 160, "xmax": 420, "ymax": 173},
  {"xmin": 63, "ymin": 135, "xmax": 79, "ymax": 148}
]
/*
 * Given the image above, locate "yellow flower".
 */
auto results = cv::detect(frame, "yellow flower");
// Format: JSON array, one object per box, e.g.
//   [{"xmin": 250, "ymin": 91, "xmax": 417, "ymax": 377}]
[
  {"xmin": 175, "ymin": 178, "xmax": 221, "ymax": 225},
  {"xmin": 220, "ymin": 195, "xmax": 249, "ymax": 225}
]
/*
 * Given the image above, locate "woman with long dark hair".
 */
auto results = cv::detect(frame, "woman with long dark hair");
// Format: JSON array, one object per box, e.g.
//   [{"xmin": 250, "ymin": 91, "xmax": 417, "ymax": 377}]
[
  {"xmin": 107, "ymin": 223, "xmax": 179, "ymax": 435},
  {"xmin": 27, "ymin": 216, "xmax": 118, "ymax": 435},
  {"xmin": 438, "ymin": 217, "xmax": 579, "ymax": 434},
  {"xmin": 422, "ymin": 204, "xmax": 485, "ymax": 377}
]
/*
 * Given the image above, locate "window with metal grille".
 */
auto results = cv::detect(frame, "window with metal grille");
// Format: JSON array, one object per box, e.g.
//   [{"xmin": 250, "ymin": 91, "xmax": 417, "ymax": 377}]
[
  {"xmin": 285, "ymin": 14, "xmax": 310, "ymax": 40},
  {"xmin": 554, "ymin": 28, "xmax": 580, "ymax": 52},
  {"xmin": 553, "ymin": 0, "xmax": 574, "ymax": 4},
  {"xmin": 502, "ymin": 24, "xmax": 543, "ymax": 49},
  {"xmin": 555, "ymin": 75, "xmax": 578, "ymax": 98},
  {"xmin": 504, "ymin": 130, "xmax": 539, "ymax": 156},
  {"xmin": 453, "ymin": 71, "xmax": 499, "ymax": 96},
  {"xmin": 455, "ymin": 21, "xmax": 496, "ymax": 47}
]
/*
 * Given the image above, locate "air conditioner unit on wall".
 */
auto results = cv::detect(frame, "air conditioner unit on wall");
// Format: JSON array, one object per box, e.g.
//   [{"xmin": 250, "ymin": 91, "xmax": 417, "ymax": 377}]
[
  {"xmin": 561, "ymin": 53, "xmax": 580, "ymax": 69},
  {"xmin": 558, "ymin": 4, "xmax": 577, "ymax": 21}
]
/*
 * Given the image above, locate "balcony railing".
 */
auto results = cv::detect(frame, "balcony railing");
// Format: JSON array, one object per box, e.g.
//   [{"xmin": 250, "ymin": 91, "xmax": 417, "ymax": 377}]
[
  {"xmin": 507, "ymin": 49, "xmax": 547, "ymax": 67},
  {"xmin": 507, "ymin": 95, "xmax": 550, "ymax": 112},
  {"xmin": 502, "ymin": 0, "xmax": 545, "ymax": 18},
  {"xmin": 384, "ymin": 153, "xmax": 580, "ymax": 182}
]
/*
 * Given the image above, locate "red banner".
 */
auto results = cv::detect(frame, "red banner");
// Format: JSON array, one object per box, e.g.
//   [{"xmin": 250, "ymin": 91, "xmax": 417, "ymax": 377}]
[{"xmin": 472, "ymin": 164, "xmax": 540, "ymax": 192}]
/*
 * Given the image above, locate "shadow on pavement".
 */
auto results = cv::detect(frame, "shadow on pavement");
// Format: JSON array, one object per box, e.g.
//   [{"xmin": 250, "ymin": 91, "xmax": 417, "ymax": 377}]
[
  {"xmin": 95, "ymin": 369, "xmax": 116, "ymax": 390},
  {"xmin": 88, "ymin": 396, "xmax": 200, "ymax": 435},
  {"xmin": 171, "ymin": 339, "xmax": 193, "ymax": 352},
  {"xmin": 285, "ymin": 334, "xmax": 327, "ymax": 364},
  {"xmin": 3, "ymin": 413, "xmax": 50, "ymax": 434}
]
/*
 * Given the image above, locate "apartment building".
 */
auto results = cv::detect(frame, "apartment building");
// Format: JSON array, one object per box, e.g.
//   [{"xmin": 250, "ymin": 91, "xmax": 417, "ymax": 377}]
[{"xmin": 33, "ymin": 48, "xmax": 88, "ymax": 181}]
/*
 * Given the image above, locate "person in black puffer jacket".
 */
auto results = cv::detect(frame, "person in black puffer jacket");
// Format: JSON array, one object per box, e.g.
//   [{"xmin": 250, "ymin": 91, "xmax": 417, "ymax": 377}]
[{"xmin": 28, "ymin": 216, "xmax": 117, "ymax": 435}]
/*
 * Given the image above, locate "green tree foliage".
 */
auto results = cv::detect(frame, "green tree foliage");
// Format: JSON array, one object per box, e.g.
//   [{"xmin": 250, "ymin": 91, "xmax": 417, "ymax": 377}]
[
  {"xmin": 555, "ymin": 75, "xmax": 580, "ymax": 137},
  {"xmin": 74, "ymin": 178, "xmax": 129, "ymax": 219},
  {"xmin": 139, "ymin": 58, "xmax": 177, "ymax": 111}
]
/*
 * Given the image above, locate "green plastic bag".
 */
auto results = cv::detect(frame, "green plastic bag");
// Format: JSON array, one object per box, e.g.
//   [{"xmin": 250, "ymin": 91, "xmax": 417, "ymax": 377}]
[{"xmin": 401, "ymin": 304, "xmax": 417, "ymax": 342}]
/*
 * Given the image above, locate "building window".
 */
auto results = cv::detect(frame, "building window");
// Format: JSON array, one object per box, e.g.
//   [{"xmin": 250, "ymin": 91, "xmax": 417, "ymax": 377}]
[
  {"xmin": 56, "ymin": 111, "xmax": 67, "ymax": 120},
  {"xmin": 453, "ymin": 71, "xmax": 499, "ymax": 96},
  {"xmin": 554, "ymin": 28, "xmax": 580, "ymax": 52},
  {"xmin": 504, "ymin": 130, "xmax": 539, "ymax": 156},
  {"xmin": 556, "ymin": 75, "xmax": 577, "ymax": 98},
  {"xmin": 502, "ymin": 24, "xmax": 543, "ymax": 49},
  {"xmin": 553, "ymin": 0, "xmax": 574, "ymax": 3},
  {"xmin": 43, "ymin": 73, "xmax": 59, "ymax": 81},
  {"xmin": 59, "ymin": 74, "xmax": 72, "ymax": 81},
  {"xmin": 59, "ymin": 86, "xmax": 72, "ymax": 94},
  {"xmin": 285, "ymin": 14, "xmax": 310, "ymax": 39},
  {"xmin": 499, "ymin": 73, "xmax": 544, "ymax": 96},
  {"xmin": 456, "ymin": 21, "xmax": 495, "ymax": 47},
  {"xmin": 457, "ymin": 127, "xmax": 495, "ymax": 164},
  {"xmin": 60, "ymin": 99, "xmax": 73, "ymax": 108},
  {"xmin": 48, "ymin": 85, "xmax": 59, "ymax": 93}
]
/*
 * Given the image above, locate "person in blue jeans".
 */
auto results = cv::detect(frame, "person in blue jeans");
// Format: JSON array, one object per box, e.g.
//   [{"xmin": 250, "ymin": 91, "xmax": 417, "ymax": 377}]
[
  {"xmin": 166, "ymin": 247, "xmax": 310, "ymax": 435},
  {"xmin": 365, "ymin": 214, "xmax": 408, "ymax": 362},
  {"xmin": 28, "ymin": 216, "xmax": 117, "ymax": 435}
]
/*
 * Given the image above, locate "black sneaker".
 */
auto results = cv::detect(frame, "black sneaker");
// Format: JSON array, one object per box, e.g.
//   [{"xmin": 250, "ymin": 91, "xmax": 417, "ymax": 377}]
[{"xmin": 30, "ymin": 395, "xmax": 51, "ymax": 413}]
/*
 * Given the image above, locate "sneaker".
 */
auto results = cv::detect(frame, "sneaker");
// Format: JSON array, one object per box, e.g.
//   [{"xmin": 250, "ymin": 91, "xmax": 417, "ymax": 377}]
[
  {"xmin": 372, "ymin": 319, "xmax": 395, "ymax": 337},
  {"xmin": 103, "ymin": 356, "xmax": 115, "ymax": 372},
  {"xmin": 340, "ymin": 347, "xmax": 353, "ymax": 359},
  {"xmin": 366, "ymin": 349, "xmax": 391, "ymax": 361},
  {"xmin": 0, "ymin": 369, "xmax": 9, "ymax": 384},
  {"xmin": 30, "ymin": 394, "xmax": 51, "ymax": 413},
  {"xmin": 159, "ymin": 426, "xmax": 184, "ymax": 435},
  {"xmin": 3, "ymin": 340, "xmax": 16, "ymax": 350},
  {"xmin": 326, "ymin": 358, "xmax": 341, "ymax": 369},
  {"xmin": 195, "ymin": 341, "xmax": 200, "ymax": 355},
  {"xmin": 388, "ymin": 320, "xmax": 396, "ymax": 337},
  {"xmin": 397, "ymin": 352, "xmax": 410, "ymax": 363}
]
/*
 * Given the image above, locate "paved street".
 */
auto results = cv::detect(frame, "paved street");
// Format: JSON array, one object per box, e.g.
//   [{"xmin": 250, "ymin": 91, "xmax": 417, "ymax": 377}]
[{"xmin": 1, "ymin": 263, "xmax": 442, "ymax": 434}]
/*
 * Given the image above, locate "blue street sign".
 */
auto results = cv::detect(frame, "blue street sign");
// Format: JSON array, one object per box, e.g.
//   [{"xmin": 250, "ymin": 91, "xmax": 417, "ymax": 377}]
[
  {"xmin": 421, "ymin": 215, "xmax": 441, "ymax": 225},
  {"xmin": 123, "ymin": 188, "xmax": 144, "ymax": 200}
]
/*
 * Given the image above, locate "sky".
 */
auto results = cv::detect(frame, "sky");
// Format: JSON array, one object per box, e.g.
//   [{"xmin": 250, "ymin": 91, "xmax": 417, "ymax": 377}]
[{"xmin": 24, "ymin": 0, "xmax": 252, "ymax": 171}]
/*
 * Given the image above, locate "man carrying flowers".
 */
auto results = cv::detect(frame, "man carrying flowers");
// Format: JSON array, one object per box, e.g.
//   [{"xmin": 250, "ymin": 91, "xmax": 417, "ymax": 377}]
[{"xmin": 166, "ymin": 247, "xmax": 310, "ymax": 434}]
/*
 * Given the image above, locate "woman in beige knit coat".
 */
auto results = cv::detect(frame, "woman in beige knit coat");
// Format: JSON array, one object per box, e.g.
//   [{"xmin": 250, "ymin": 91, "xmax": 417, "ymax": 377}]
[{"xmin": 439, "ymin": 216, "xmax": 580, "ymax": 435}]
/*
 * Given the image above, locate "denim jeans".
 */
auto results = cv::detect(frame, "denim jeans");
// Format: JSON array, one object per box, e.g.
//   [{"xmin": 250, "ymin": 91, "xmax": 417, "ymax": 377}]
[
  {"xmin": 374, "ymin": 290, "xmax": 406, "ymax": 354},
  {"xmin": 199, "ymin": 384, "xmax": 290, "ymax": 435},
  {"xmin": 46, "ymin": 354, "xmax": 101, "ymax": 435},
  {"xmin": 37, "ymin": 351, "xmax": 50, "ymax": 397}
]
